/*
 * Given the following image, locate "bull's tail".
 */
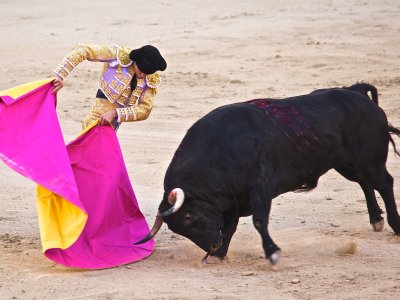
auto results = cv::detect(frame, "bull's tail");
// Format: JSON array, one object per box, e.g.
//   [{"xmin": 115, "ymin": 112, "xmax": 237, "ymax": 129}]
[
  {"xmin": 389, "ymin": 124, "xmax": 400, "ymax": 156},
  {"xmin": 346, "ymin": 83, "xmax": 378, "ymax": 105}
]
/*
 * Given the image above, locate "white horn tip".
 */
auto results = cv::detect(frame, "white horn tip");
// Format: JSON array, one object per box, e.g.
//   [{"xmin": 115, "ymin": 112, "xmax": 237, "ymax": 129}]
[{"xmin": 165, "ymin": 188, "xmax": 185, "ymax": 214}]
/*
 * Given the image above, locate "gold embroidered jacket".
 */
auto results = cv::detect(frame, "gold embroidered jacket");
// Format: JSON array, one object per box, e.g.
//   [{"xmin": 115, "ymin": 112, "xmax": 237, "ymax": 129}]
[{"xmin": 53, "ymin": 44, "xmax": 161, "ymax": 122}]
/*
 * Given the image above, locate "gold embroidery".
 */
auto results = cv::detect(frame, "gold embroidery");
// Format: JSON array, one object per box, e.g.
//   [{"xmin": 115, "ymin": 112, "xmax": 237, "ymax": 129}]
[
  {"xmin": 146, "ymin": 73, "xmax": 161, "ymax": 88},
  {"xmin": 53, "ymin": 44, "xmax": 117, "ymax": 79},
  {"xmin": 83, "ymin": 98, "xmax": 119, "ymax": 129},
  {"xmin": 125, "ymin": 107, "xmax": 136, "ymax": 121},
  {"xmin": 99, "ymin": 77, "xmax": 132, "ymax": 105},
  {"xmin": 117, "ymin": 46, "xmax": 133, "ymax": 66},
  {"xmin": 116, "ymin": 106, "xmax": 136, "ymax": 122},
  {"xmin": 54, "ymin": 68, "xmax": 68, "ymax": 79},
  {"xmin": 115, "ymin": 71, "xmax": 132, "ymax": 85}
]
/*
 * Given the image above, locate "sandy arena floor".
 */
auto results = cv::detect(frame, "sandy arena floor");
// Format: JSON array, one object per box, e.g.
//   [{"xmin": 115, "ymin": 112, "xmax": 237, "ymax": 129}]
[{"xmin": 1, "ymin": 0, "xmax": 400, "ymax": 299}]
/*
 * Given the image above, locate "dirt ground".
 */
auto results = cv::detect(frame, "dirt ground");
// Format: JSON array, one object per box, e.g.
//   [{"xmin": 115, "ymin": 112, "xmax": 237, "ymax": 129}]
[{"xmin": 1, "ymin": 0, "xmax": 400, "ymax": 299}]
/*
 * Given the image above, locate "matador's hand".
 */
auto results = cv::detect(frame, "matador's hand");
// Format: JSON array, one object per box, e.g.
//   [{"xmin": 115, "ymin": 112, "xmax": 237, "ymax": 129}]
[
  {"xmin": 98, "ymin": 109, "xmax": 117, "ymax": 126},
  {"xmin": 52, "ymin": 76, "xmax": 64, "ymax": 94}
]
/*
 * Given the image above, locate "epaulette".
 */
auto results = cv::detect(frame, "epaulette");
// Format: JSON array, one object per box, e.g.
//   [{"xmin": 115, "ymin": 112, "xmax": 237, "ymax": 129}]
[{"xmin": 145, "ymin": 73, "xmax": 161, "ymax": 88}]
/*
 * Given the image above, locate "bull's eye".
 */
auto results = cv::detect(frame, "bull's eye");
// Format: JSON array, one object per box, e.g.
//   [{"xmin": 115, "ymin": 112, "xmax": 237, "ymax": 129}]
[{"xmin": 183, "ymin": 212, "xmax": 192, "ymax": 225}]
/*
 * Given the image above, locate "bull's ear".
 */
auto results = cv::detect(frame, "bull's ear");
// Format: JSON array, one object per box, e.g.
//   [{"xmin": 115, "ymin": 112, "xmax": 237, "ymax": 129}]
[{"xmin": 182, "ymin": 191, "xmax": 193, "ymax": 200}]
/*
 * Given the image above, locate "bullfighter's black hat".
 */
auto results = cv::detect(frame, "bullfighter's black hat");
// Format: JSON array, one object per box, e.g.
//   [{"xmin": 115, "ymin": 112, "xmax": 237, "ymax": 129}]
[{"xmin": 129, "ymin": 45, "xmax": 167, "ymax": 74}]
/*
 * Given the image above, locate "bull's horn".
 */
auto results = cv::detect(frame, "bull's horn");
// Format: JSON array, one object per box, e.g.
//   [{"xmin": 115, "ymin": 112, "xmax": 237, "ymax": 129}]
[
  {"xmin": 160, "ymin": 188, "xmax": 185, "ymax": 217},
  {"xmin": 134, "ymin": 215, "xmax": 164, "ymax": 245}
]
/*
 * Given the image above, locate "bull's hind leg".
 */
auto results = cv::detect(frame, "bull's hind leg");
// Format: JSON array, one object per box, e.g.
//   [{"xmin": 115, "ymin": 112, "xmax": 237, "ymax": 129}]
[
  {"xmin": 249, "ymin": 179, "xmax": 280, "ymax": 265},
  {"xmin": 360, "ymin": 183, "xmax": 385, "ymax": 231},
  {"xmin": 369, "ymin": 169, "xmax": 400, "ymax": 234},
  {"xmin": 335, "ymin": 165, "xmax": 384, "ymax": 231},
  {"xmin": 358, "ymin": 161, "xmax": 400, "ymax": 234}
]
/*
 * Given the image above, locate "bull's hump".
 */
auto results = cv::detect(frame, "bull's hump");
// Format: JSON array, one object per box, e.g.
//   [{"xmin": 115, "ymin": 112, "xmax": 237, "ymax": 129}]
[
  {"xmin": 245, "ymin": 98, "xmax": 301, "ymax": 124},
  {"xmin": 245, "ymin": 98, "xmax": 272, "ymax": 110}
]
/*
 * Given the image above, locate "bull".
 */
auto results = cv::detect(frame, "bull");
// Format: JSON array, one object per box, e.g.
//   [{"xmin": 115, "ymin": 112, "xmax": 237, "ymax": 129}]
[{"xmin": 136, "ymin": 83, "xmax": 400, "ymax": 265}]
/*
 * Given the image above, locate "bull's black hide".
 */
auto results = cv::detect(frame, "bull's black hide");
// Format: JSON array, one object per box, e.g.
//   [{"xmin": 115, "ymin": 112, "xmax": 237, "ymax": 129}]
[{"xmin": 141, "ymin": 83, "xmax": 400, "ymax": 264}]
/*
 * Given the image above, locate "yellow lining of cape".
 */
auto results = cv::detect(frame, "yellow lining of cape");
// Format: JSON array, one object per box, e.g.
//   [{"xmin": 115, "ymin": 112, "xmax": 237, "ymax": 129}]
[
  {"xmin": 0, "ymin": 79, "xmax": 53, "ymax": 99},
  {"xmin": 76, "ymin": 120, "xmax": 99, "ymax": 137},
  {"xmin": 36, "ymin": 186, "xmax": 88, "ymax": 251},
  {"xmin": 36, "ymin": 121, "xmax": 100, "ymax": 251}
]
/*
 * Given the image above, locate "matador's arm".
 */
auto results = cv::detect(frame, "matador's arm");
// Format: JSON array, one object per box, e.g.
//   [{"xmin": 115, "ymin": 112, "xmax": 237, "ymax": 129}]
[
  {"xmin": 53, "ymin": 44, "xmax": 120, "ymax": 79},
  {"xmin": 116, "ymin": 87, "xmax": 157, "ymax": 122}
]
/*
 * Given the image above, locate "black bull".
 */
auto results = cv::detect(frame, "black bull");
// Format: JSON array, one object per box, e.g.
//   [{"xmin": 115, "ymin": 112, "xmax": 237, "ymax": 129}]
[{"xmin": 136, "ymin": 83, "xmax": 400, "ymax": 265}]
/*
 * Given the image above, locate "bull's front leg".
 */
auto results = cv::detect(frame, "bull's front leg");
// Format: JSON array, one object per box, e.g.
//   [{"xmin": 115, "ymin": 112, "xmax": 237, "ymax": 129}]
[
  {"xmin": 250, "ymin": 181, "xmax": 280, "ymax": 265},
  {"xmin": 202, "ymin": 212, "xmax": 239, "ymax": 264}
]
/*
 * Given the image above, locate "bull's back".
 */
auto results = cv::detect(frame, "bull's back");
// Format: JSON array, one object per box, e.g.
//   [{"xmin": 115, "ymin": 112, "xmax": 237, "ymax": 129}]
[
  {"xmin": 195, "ymin": 89, "xmax": 388, "ymax": 161},
  {"xmin": 210, "ymin": 90, "xmax": 388, "ymax": 193},
  {"xmin": 168, "ymin": 89, "xmax": 389, "ymax": 197}
]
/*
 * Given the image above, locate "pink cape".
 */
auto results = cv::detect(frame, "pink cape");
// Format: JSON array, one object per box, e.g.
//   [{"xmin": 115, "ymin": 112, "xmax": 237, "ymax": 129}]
[{"xmin": 0, "ymin": 80, "xmax": 154, "ymax": 269}]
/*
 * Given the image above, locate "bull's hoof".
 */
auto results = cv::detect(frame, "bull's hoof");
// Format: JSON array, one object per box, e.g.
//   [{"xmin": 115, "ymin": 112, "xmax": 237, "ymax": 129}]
[
  {"xmin": 202, "ymin": 253, "xmax": 225, "ymax": 264},
  {"xmin": 371, "ymin": 219, "xmax": 384, "ymax": 232},
  {"xmin": 268, "ymin": 251, "xmax": 280, "ymax": 265}
]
